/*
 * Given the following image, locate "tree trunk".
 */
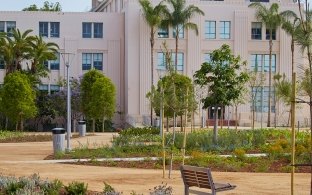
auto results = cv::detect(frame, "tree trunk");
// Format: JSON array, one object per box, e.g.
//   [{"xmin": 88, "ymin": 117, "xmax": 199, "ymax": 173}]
[
  {"xmin": 235, "ymin": 105, "xmax": 238, "ymax": 131},
  {"xmin": 220, "ymin": 107, "xmax": 224, "ymax": 129},
  {"xmin": 92, "ymin": 118, "xmax": 95, "ymax": 133},
  {"xmin": 180, "ymin": 115, "xmax": 183, "ymax": 132},
  {"xmin": 102, "ymin": 117, "xmax": 105, "ymax": 132},
  {"xmin": 213, "ymin": 105, "xmax": 218, "ymax": 144},
  {"xmin": 5, "ymin": 117, "xmax": 8, "ymax": 130},
  {"xmin": 175, "ymin": 27, "xmax": 179, "ymax": 72},
  {"xmin": 150, "ymin": 27, "xmax": 155, "ymax": 126},
  {"xmin": 20, "ymin": 114, "xmax": 23, "ymax": 132},
  {"xmin": 166, "ymin": 116, "xmax": 169, "ymax": 132},
  {"xmin": 73, "ymin": 119, "xmax": 77, "ymax": 132},
  {"xmin": 267, "ymin": 32, "xmax": 273, "ymax": 127}
]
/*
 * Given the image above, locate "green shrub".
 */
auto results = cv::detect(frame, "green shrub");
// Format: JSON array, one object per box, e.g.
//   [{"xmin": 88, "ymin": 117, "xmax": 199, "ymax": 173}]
[
  {"xmin": 65, "ymin": 181, "xmax": 88, "ymax": 195},
  {"xmin": 233, "ymin": 148, "xmax": 246, "ymax": 161},
  {"xmin": 119, "ymin": 127, "xmax": 160, "ymax": 136},
  {"xmin": 103, "ymin": 182, "xmax": 122, "ymax": 195}
]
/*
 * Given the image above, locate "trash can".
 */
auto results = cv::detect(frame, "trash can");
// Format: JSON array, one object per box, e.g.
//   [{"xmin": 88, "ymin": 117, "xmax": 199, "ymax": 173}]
[
  {"xmin": 78, "ymin": 121, "xmax": 86, "ymax": 137},
  {"xmin": 154, "ymin": 118, "xmax": 160, "ymax": 127},
  {"xmin": 52, "ymin": 128, "xmax": 65, "ymax": 154}
]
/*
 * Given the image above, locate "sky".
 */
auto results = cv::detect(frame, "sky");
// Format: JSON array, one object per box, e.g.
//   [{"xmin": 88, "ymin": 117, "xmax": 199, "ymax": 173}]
[{"xmin": 0, "ymin": 0, "xmax": 91, "ymax": 12}]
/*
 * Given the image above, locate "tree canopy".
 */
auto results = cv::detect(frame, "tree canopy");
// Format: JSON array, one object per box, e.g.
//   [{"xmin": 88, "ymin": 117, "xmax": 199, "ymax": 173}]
[{"xmin": 23, "ymin": 1, "xmax": 62, "ymax": 11}]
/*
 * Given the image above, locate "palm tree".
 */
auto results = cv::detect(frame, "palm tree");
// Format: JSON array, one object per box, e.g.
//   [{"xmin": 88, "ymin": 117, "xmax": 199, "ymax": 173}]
[
  {"xmin": 1, "ymin": 29, "xmax": 35, "ymax": 74},
  {"xmin": 139, "ymin": 0, "xmax": 167, "ymax": 126},
  {"xmin": 162, "ymin": 0, "xmax": 204, "ymax": 71},
  {"xmin": 249, "ymin": 2, "xmax": 294, "ymax": 127},
  {"xmin": 28, "ymin": 35, "xmax": 59, "ymax": 83}
]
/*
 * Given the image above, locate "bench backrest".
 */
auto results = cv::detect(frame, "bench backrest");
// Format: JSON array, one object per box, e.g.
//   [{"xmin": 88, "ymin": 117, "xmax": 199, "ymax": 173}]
[{"xmin": 180, "ymin": 165, "xmax": 215, "ymax": 190}]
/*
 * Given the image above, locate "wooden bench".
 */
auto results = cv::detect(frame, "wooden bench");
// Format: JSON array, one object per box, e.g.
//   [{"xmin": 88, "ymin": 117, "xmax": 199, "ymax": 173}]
[{"xmin": 180, "ymin": 165, "xmax": 236, "ymax": 195}]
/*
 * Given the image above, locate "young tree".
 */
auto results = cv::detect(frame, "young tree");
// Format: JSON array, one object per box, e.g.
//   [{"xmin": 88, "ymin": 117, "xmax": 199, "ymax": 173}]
[
  {"xmin": 0, "ymin": 72, "xmax": 37, "ymax": 131},
  {"xmin": 89, "ymin": 76, "xmax": 116, "ymax": 132},
  {"xmin": 194, "ymin": 44, "xmax": 249, "ymax": 143},
  {"xmin": 249, "ymin": 71, "xmax": 266, "ymax": 130},
  {"xmin": 249, "ymin": 3, "xmax": 295, "ymax": 127},
  {"xmin": 139, "ymin": 0, "xmax": 166, "ymax": 126},
  {"xmin": 81, "ymin": 69, "xmax": 105, "ymax": 132},
  {"xmin": 162, "ymin": 0, "xmax": 204, "ymax": 70}
]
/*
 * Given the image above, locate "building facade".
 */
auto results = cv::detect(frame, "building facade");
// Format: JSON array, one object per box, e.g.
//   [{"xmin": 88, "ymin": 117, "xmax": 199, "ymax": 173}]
[{"xmin": 0, "ymin": 0, "xmax": 309, "ymax": 128}]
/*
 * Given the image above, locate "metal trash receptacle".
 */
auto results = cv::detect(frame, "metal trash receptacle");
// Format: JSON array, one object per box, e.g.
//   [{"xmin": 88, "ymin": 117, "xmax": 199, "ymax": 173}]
[
  {"xmin": 78, "ymin": 121, "xmax": 86, "ymax": 137},
  {"xmin": 154, "ymin": 118, "xmax": 160, "ymax": 127},
  {"xmin": 52, "ymin": 128, "xmax": 65, "ymax": 154}
]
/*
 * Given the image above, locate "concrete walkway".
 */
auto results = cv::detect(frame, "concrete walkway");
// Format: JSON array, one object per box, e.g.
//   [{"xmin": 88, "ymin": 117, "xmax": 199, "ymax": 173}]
[{"xmin": 0, "ymin": 133, "xmax": 310, "ymax": 194}]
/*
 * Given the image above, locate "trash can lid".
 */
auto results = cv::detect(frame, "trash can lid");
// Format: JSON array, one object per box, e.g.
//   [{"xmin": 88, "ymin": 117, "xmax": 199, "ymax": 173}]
[
  {"xmin": 78, "ymin": 121, "xmax": 86, "ymax": 124},
  {"xmin": 52, "ymin": 128, "xmax": 66, "ymax": 134}
]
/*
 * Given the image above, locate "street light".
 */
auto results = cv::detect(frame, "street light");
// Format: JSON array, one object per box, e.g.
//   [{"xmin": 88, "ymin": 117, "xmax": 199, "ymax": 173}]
[{"xmin": 60, "ymin": 52, "xmax": 75, "ymax": 151}]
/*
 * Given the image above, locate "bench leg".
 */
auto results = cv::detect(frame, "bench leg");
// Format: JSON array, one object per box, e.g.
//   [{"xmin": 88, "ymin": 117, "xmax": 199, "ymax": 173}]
[{"xmin": 184, "ymin": 185, "xmax": 189, "ymax": 195}]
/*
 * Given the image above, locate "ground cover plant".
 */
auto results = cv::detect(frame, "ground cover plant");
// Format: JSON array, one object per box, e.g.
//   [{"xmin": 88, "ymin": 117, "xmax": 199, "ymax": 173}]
[
  {"xmin": 0, "ymin": 174, "xmax": 173, "ymax": 195},
  {"xmin": 48, "ymin": 127, "xmax": 311, "ymax": 173}
]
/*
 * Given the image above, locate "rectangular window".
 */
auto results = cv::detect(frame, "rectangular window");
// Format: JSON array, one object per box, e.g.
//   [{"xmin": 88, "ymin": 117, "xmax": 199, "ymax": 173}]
[
  {"xmin": 205, "ymin": 21, "xmax": 216, "ymax": 39},
  {"xmin": 82, "ymin": 22, "xmax": 92, "ymax": 38},
  {"xmin": 220, "ymin": 21, "xmax": 230, "ymax": 39},
  {"xmin": 204, "ymin": 53, "xmax": 211, "ymax": 63},
  {"xmin": 39, "ymin": 22, "xmax": 49, "ymax": 37},
  {"xmin": 50, "ymin": 22, "xmax": 60, "ymax": 38},
  {"xmin": 0, "ymin": 21, "xmax": 4, "ymax": 32},
  {"xmin": 251, "ymin": 86, "xmax": 275, "ymax": 113},
  {"xmin": 250, "ymin": 54, "xmax": 276, "ymax": 72},
  {"xmin": 50, "ymin": 53, "xmax": 60, "ymax": 70},
  {"xmin": 39, "ymin": 84, "xmax": 49, "ymax": 91},
  {"xmin": 6, "ymin": 21, "xmax": 16, "ymax": 36},
  {"xmin": 93, "ymin": 53, "xmax": 103, "ymax": 70},
  {"xmin": 50, "ymin": 84, "xmax": 60, "ymax": 93},
  {"xmin": 158, "ymin": 27, "xmax": 169, "ymax": 38},
  {"xmin": 173, "ymin": 24, "xmax": 184, "ymax": 38},
  {"xmin": 82, "ymin": 53, "xmax": 92, "ymax": 70},
  {"xmin": 0, "ymin": 56, "xmax": 4, "ymax": 69},
  {"xmin": 172, "ymin": 53, "xmax": 184, "ymax": 71},
  {"xmin": 157, "ymin": 52, "xmax": 184, "ymax": 71},
  {"xmin": 251, "ymin": 22, "xmax": 262, "ymax": 40},
  {"xmin": 266, "ymin": 28, "xmax": 276, "ymax": 40},
  {"xmin": 93, "ymin": 23, "xmax": 103, "ymax": 38}
]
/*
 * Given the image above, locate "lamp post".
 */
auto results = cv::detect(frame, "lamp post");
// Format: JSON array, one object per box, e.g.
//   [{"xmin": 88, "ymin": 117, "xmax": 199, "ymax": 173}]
[
  {"xmin": 61, "ymin": 52, "xmax": 75, "ymax": 152},
  {"xmin": 66, "ymin": 62, "xmax": 71, "ymax": 151}
]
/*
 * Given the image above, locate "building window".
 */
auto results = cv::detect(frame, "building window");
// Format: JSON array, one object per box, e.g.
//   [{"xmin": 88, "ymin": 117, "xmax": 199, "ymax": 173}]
[
  {"xmin": 82, "ymin": 53, "xmax": 103, "ymax": 70},
  {"xmin": 6, "ymin": 21, "xmax": 16, "ymax": 36},
  {"xmin": 173, "ymin": 24, "xmax": 184, "ymax": 38},
  {"xmin": 94, "ymin": 23, "xmax": 103, "ymax": 38},
  {"xmin": 82, "ymin": 22, "xmax": 92, "ymax": 38},
  {"xmin": 50, "ymin": 85, "xmax": 60, "ymax": 93},
  {"xmin": 204, "ymin": 53, "xmax": 211, "ymax": 63},
  {"xmin": 205, "ymin": 21, "xmax": 216, "ymax": 39},
  {"xmin": 50, "ymin": 22, "xmax": 60, "ymax": 38},
  {"xmin": 251, "ymin": 86, "xmax": 275, "ymax": 113},
  {"xmin": 45, "ymin": 53, "xmax": 60, "ymax": 70},
  {"xmin": 39, "ymin": 84, "xmax": 49, "ymax": 91},
  {"xmin": 157, "ymin": 52, "xmax": 184, "ymax": 71},
  {"xmin": 251, "ymin": 22, "xmax": 262, "ymax": 40},
  {"xmin": 158, "ymin": 27, "xmax": 169, "ymax": 38},
  {"xmin": 39, "ymin": 22, "xmax": 60, "ymax": 38},
  {"xmin": 0, "ymin": 56, "xmax": 4, "ymax": 69},
  {"xmin": 250, "ymin": 54, "xmax": 276, "ymax": 72},
  {"xmin": 82, "ymin": 22, "xmax": 103, "ymax": 38},
  {"xmin": 266, "ymin": 28, "xmax": 276, "ymax": 40},
  {"xmin": 0, "ymin": 22, "xmax": 4, "ymax": 32},
  {"xmin": 220, "ymin": 21, "xmax": 230, "ymax": 39},
  {"xmin": 39, "ymin": 22, "xmax": 49, "ymax": 37}
]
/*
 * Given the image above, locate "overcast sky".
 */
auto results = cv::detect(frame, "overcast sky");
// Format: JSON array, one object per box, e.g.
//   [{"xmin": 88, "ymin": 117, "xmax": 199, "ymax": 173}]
[{"xmin": 0, "ymin": 0, "xmax": 91, "ymax": 12}]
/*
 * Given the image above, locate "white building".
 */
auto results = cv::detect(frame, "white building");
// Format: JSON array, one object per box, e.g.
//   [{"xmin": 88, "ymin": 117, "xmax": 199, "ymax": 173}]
[{"xmin": 0, "ymin": 0, "xmax": 309, "ymax": 128}]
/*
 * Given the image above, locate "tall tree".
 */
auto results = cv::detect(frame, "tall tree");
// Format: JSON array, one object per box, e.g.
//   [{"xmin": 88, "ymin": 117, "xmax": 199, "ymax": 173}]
[
  {"xmin": 249, "ymin": 2, "xmax": 295, "ymax": 127},
  {"xmin": 80, "ymin": 69, "xmax": 104, "ymax": 132},
  {"xmin": 162, "ymin": 0, "xmax": 204, "ymax": 70},
  {"xmin": 139, "ymin": 0, "xmax": 166, "ymax": 126},
  {"xmin": 89, "ymin": 76, "xmax": 116, "ymax": 132},
  {"xmin": 23, "ymin": 1, "xmax": 62, "ymax": 11},
  {"xmin": 194, "ymin": 44, "xmax": 249, "ymax": 143},
  {"xmin": 0, "ymin": 71, "xmax": 37, "ymax": 131}
]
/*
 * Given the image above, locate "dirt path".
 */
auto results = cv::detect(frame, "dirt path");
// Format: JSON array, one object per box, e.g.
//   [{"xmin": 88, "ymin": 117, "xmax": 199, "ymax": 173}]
[{"xmin": 0, "ymin": 133, "xmax": 310, "ymax": 194}]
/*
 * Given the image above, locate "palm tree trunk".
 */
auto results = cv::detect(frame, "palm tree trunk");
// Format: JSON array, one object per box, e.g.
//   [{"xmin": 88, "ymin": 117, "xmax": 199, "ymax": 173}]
[
  {"xmin": 267, "ymin": 33, "xmax": 273, "ymax": 127},
  {"xmin": 307, "ymin": 48, "xmax": 312, "ymax": 195},
  {"xmin": 175, "ymin": 27, "xmax": 179, "ymax": 72},
  {"xmin": 150, "ymin": 28, "xmax": 155, "ymax": 126}
]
